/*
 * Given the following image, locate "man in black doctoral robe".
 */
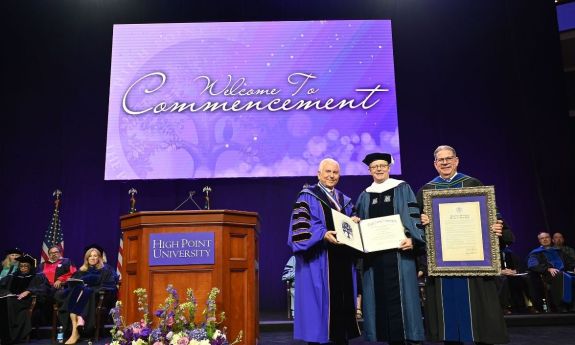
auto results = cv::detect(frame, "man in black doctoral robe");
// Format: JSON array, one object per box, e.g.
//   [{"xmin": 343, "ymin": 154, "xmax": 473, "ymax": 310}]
[
  {"xmin": 417, "ymin": 145, "xmax": 513, "ymax": 345},
  {"xmin": 0, "ymin": 254, "xmax": 49, "ymax": 345}
]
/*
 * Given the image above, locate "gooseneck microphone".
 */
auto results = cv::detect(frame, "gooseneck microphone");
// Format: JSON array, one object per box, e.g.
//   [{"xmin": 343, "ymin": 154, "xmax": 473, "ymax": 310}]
[
  {"xmin": 188, "ymin": 191, "xmax": 202, "ymax": 210},
  {"xmin": 173, "ymin": 191, "xmax": 202, "ymax": 211}
]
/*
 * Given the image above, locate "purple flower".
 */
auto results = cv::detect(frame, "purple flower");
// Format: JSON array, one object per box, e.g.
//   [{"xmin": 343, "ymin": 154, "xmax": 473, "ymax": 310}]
[
  {"xmin": 155, "ymin": 310, "xmax": 164, "ymax": 317},
  {"xmin": 123, "ymin": 328, "xmax": 134, "ymax": 341},
  {"xmin": 211, "ymin": 337, "xmax": 229, "ymax": 345},
  {"xmin": 140, "ymin": 327, "xmax": 151, "ymax": 338},
  {"xmin": 166, "ymin": 285, "xmax": 179, "ymax": 301},
  {"xmin": 149, "ymin": 328, "xmax": 163, "ymax": 342},
  {"xmin": 188, "ymin": 328, "xmax": 207, "ymax": 341}
]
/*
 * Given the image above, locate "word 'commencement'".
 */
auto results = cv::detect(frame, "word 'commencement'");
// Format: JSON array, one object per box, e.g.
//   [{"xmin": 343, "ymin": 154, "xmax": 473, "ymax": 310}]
[{"xmin": 122, "ymin": 72, "xmax": 389, "ymax": 115}]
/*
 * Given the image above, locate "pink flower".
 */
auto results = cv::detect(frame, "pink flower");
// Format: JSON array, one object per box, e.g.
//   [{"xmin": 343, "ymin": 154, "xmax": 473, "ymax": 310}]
[
  {"xmin": 177, "ymin": 337, "xmax": 189, "ymax": 345},
  {"xmin": 166, "ymin": 316, "xmax": 174, "ymax": 326}
]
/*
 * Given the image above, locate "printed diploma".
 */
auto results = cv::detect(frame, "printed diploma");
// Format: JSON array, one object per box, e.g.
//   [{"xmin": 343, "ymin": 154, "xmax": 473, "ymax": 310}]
[{"xmin": 331, "ymin": 209, "xmax": 406, "ymax": 253}]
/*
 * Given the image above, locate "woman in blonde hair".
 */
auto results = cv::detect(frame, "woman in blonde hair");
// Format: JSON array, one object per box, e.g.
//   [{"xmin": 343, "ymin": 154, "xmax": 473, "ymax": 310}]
[
  {"xmin": 57, "ymin": 245, "xmax": 116, "ymax": 344},
  {"xmin": 1, "ymin": 248, "xmax": 23, "ymax": 279}
]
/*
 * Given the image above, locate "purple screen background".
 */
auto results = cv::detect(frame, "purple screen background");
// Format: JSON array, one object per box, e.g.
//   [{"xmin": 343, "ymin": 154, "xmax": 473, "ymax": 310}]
[{"xmin": 106, "ymin": 20, "xmax": 401, "ymax": 179}]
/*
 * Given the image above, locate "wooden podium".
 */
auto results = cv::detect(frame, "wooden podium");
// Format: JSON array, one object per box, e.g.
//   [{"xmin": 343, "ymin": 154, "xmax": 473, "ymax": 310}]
[{"xmin": 119, "ymin": 210, "xmax": 260, "ymax": 344}]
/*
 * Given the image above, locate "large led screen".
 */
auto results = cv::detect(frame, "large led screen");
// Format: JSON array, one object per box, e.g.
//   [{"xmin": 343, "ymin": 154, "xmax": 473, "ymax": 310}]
[{"xmin": 105, "ymin": 20, "xmax": 401, "ymax": 180}]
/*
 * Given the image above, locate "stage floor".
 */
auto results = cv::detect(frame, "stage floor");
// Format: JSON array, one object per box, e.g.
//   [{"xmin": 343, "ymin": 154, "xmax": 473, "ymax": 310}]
[
  {"xmin": 26, "ymin": 312, "xmax": 575, "ymax": 345},
  {"xmin": 24, "ymin": 324, "xmax": 575, "ymax": 345}
]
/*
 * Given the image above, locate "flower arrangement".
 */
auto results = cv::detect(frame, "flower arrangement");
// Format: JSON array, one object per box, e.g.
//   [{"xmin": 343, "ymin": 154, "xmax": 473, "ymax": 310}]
[{"xmin": 108, "ymin": 285, "xmax": 242, "ymax": 345}]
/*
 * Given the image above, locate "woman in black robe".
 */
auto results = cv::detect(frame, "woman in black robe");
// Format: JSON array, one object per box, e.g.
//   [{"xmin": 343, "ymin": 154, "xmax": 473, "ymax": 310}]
[
  {"xmin": 57, "ymin": 246, "xmax": 116, "ymax": 344},
  {"xmin": 0, "ymin": 254, "xmax": 49, "ymax": 345}
]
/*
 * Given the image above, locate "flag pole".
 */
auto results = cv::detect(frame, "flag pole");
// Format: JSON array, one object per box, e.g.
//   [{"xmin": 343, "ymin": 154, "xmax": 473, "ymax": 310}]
[
  {"xmin": 41, "ymin": 189, "xmax": 64, "ymax": 264},
  {"xmin": 52, "ymin": 189, "xmax": 62, "ymax": 245}
]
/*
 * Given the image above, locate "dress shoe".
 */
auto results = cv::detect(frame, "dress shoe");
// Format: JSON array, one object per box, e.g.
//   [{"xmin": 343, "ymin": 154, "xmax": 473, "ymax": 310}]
[{"xmin": 65, "ymin": 332, "xmax": 80, "ymax": 344}]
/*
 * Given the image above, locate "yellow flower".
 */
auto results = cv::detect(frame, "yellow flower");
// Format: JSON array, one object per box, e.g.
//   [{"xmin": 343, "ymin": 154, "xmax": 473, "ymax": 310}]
[{"xmin": 131, "ymin": 339, "xmax": 148, "ymax": 345}]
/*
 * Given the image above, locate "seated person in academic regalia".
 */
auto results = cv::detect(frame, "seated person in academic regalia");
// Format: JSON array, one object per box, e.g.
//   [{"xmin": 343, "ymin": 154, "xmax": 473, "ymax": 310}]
[
  {"xmin": 281, "ymin": 256, "xmax": 296, "ymax": 319},
  {"xmin": 0, "ymin": 254, "xmax": 49, "ymax": 345},
  {"xmin": 37, "ymin": 245, "xmax": 77, "ymax": 325},
  {"xmin": 39, "ymin": 245, "xmax": 77, "ymax": 290},
  {"xmin": 553, "ymin": 232, "xmax": 575, "ymax": 262},
  {"xmin": 56, "ymin": 245, "xmax": 117, "ymax": 344},
  {"xmin": 528, "ymin": 232, "xmax": 575, "ymax": 313},
  {"xmin": 1, "ymin": 248, "xmax": 23, "ymax": 279},
  {"xmin": 496, "ymin": 245, "xmax": 536, "ymax": 314}
]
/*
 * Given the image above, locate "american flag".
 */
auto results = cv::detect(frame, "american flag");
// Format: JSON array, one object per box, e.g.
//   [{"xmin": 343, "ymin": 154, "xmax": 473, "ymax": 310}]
[
  {"xmin": 116, "ymin": 235, "xmax": 123, "ymax": 280},
  {"xmin": 41, "ymin": 190, "xmax": 64, "ymax": 264}
]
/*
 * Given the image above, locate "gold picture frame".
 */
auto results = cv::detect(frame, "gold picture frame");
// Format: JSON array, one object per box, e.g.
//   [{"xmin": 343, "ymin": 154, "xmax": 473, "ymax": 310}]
[{"xmin": 423, "ymin": 186, "xmax": 501, "ymax": 276}]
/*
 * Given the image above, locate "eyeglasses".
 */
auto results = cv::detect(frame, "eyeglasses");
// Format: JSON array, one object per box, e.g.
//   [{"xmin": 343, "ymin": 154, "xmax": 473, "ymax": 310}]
[
  {"xmin": 369, "ymin": 164, "xmax": 389, "ymax": 170},
  {"xmin": 49, "ymin": 251, "xmax": 60, "ymax": 255},
  {"xmin": 435, "ymin": 156, "xmax": 456, "ymax": 163}
]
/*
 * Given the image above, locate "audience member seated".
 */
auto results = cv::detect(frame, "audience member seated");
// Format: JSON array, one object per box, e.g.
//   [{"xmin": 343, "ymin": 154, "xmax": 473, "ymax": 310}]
[
  {"xmin": 1, "ymin": 248, "xmax": 23, "ymax": 279},
  {"xmin": 553, "ymin": 232, "xmax": 575, "ymax": 262},
  {"xmin": 496, "ymin": 245, "xmax": 536, "ymax": 314},
  {"xmin": 56, "ymin": 245, "xmax": 117, "ymax": 344},
  {"xmin": 0, "ymin": 254, "xmax": 49, "ymax": 345},
  {"xmin": 528, "ymin": 232, "xmax": 575, "ymax": 313},
  {"xmin": 37, "ymin": 245, "xmax": 77, "ymax": 326},
  {"xmin": 282, "ymin": 255, "xmax": 295, "ymax": 319}
]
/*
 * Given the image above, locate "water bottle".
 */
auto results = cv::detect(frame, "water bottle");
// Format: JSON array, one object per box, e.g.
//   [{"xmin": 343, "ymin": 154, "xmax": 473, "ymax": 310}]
[
  {"xmin": 542, "ymin": 298, "xmax": 548, "ymax": 313},
  {"xmin": 57, "ymin": 325, "xmax": 64, "ymax": 343}
]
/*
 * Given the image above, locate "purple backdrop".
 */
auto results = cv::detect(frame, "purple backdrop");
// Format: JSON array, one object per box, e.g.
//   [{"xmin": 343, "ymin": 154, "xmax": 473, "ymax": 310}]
[{"xmin": 1, "ymin": 0, "xmax": 573, "ymax": 313}]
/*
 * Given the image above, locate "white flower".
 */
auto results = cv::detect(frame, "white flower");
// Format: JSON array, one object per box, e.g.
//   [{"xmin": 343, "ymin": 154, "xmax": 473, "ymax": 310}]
[
  {"xmin": 131, "ymin": 339, "xmax": 148, "ymax": 345},
  {"xmin": 169, "ymin": 332, "xmax": 186, "ymax": 345},
  {"xmin": 212, "ymin": 330, "xmax": 226, "ymax": 340},
  {"xmin": 188, "ymin": 340, "xmax": 210, "ymax": 345}
]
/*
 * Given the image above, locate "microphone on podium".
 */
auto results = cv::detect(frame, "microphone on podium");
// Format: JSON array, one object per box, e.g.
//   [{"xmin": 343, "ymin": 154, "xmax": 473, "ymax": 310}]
[{"xmin": 173, "ymin": 191, "xmax": 202, "ymax": 211}]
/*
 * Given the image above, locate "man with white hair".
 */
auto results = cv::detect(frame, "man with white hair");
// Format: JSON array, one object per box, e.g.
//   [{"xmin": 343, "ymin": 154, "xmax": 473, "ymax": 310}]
[{"xmin": 288, "ymin": 158, "xmax": 360, "ymax": 345}]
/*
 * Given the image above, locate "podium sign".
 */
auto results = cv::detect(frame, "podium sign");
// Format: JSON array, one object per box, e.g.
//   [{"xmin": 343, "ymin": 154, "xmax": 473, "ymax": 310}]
[{"xmin": 149, "ymin": 232, "xmax": 215, "ymax": 266}]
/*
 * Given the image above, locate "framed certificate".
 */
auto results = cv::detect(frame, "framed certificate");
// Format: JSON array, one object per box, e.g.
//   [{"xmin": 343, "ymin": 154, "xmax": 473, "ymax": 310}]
[{"xmin": 423, "ymin": 186, "xmax": 501, "ymax": 276}]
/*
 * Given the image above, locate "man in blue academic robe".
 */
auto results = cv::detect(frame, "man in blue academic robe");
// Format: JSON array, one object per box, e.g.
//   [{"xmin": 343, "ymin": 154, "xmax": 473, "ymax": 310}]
[
  {"xmin": 528, "ymin": 232, "xmax": 575, "ymax": 312},
  {"xmin": 288, "ymin": 158, "xmax": 360, "ymax": 345}
]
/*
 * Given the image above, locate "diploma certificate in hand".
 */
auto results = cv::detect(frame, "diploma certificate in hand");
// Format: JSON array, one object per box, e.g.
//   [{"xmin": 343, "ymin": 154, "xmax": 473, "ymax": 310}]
[{"xmin": 331, "ymin": 209, "xmax": 407, "ymax": 253}]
